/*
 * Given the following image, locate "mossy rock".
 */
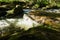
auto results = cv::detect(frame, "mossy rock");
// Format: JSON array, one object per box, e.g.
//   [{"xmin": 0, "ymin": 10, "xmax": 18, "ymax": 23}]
[{"xmin": 7, "ymin": 26, "xmax": 60, "ymax": 40}]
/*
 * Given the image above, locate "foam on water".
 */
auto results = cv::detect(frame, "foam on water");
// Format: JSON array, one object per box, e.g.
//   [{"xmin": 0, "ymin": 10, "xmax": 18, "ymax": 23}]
[{"xmin": 0, "ymin": 14, "xmax": 40, "ymax": 30}]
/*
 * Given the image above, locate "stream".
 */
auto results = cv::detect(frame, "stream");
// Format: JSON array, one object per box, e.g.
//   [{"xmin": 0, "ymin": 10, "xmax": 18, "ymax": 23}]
[
  {"xmin": 23, "ymin": 9, "xmax": 60, "ymax": 13},
  {"xmin": 0, "ymin": 9, "xmax": 60, "ymax": 35}
]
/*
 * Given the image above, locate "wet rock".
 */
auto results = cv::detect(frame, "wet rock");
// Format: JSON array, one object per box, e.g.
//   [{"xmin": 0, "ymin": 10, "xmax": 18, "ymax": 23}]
[
  {"xmin": 0, "ymin": 11, "xmax": 7, "ymax": 17},
  {"xmin": 14, "ymin": 5, "xmax": 24, "ymax": 18},
  {"xmin": 7, "ymin": 26, "xmax": 60, "ymax": 40},
  {"xmin": 13, "ymin": 1, "xmax": 26, "ymax": 6},
  {"xmin": 0, "ymin": 7, "xmax": 9, "ymax": 11},
  {"xmin": 0, "ymin": 7, "xmax": 8, "ymax": 17},
  {"xmin": 28, "ymin": 10, "xmax": 60, "ymax": 30}
]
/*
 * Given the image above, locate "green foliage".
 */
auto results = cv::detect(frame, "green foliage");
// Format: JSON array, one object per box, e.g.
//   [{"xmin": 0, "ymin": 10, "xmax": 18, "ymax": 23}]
[
  {"xmin": 37, "ymin": 0, "xmax": 49, "ymax": 4},
  {"xmin": 32, "ymin": 4, "xmax": 39, "ymax": 9}
]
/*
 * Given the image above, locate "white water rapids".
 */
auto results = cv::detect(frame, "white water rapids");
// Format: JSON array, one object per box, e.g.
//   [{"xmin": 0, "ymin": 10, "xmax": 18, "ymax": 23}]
[
  {"xmin": 0, "ymin": 9, "xmax": 60, "ymax": 31},
  {"xmin": 0, "ymin": 14, "xmax": 40, "ymax": 30}
]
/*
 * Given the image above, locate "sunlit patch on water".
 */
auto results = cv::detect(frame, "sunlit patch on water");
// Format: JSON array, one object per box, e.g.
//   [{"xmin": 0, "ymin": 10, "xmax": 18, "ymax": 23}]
[
  {"xmin": 0, "ymin": 14, "xmax": 40, "ymax": 30},
  {"xmin": 0, "ymin": 20, "xmax": 10, "ymax": 30},
  {"xmin": 15, "ymin": 14, "xmax": 40, "ymax": 30},
  {"xmin": 0, "ymin": 9, "xmax": 60, "ymax": 31},
  {"xmin": 6, "ymin": 19, "xmax": 16, "ymax": 23}
]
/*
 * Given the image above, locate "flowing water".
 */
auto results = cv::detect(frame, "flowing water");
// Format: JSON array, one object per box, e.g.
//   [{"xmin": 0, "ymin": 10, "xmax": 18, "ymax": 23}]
[{"xmin": 0, "ymin": 9, "xmax": 60, "ymax": 36}]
